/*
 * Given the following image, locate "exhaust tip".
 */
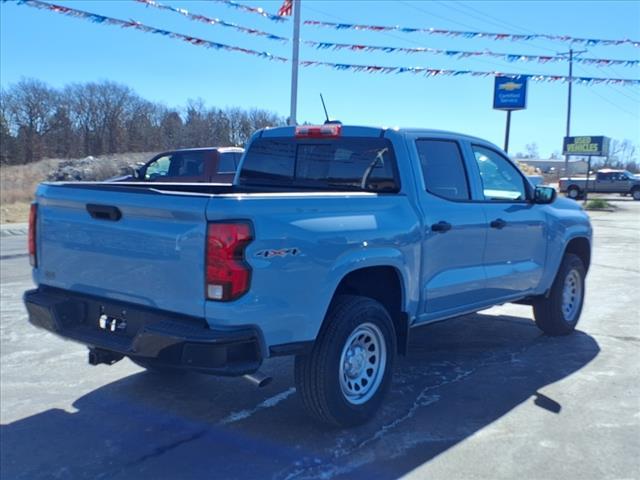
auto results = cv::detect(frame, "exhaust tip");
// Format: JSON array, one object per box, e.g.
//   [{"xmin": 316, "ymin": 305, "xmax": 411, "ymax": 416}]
[{"xmin": 243, "ymin": 373, "xmax": 273, "ymax": 388}]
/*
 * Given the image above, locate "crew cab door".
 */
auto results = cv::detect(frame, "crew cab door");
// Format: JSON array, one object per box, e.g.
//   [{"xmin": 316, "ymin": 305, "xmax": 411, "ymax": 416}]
[
  {"xmin": 413, "ymin": 138, "xmax": 488, "ymax": 321},
  {"xmin": 469, "ymin": 144, "xmax": 547, "ymax": 298},
  {"xmin": 595, "ymin": 172, "xmax": 614, "ymax": 192}
]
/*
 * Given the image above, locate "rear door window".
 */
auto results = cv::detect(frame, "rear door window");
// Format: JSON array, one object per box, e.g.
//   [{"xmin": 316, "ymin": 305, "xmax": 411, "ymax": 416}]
[
  {"xmin": 239, "ymin": 138, "xmax": 398, "ymax": 192},
  {"xmin": 415, "ymin": 139, "xmax": 470, "ymax": 200}
]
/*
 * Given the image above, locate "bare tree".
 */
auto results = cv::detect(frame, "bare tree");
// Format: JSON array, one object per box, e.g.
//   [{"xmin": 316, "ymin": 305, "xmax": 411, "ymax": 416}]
[
  {"xmin": 1, "ymin": 78, "xmax": 285, "ymax": 164},
  {"xmin": 4, "ymin": 78, "xmax": 58, "ymax": 163},
  {"xmin": 608, "ymin": 139, "xmax": 637, "ymax": 168},
  {"xmin": 525, "ymin": 143, "xmax": 539, "ymax": 159}
]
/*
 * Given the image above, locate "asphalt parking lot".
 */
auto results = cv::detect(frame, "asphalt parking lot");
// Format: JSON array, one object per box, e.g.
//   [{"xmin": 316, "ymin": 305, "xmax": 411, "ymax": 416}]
[{"xmin": 1, "ymin": 201, "xmax": 639, "ymax": 480}]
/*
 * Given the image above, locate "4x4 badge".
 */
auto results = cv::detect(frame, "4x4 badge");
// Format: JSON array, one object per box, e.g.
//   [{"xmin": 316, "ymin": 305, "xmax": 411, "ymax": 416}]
[{"xmin": 255, "ymin": 248, "xmax": 301, "ymax": 258}]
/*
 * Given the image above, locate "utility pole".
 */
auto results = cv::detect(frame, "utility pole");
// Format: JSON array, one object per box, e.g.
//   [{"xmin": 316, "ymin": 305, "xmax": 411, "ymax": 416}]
[
  {"xmin": 559, "ymin": 48, "xmax": 587, "ymax": 178},
  {"xmin": 288, "ymin": 0, "xmax": 301, "ymax": 125}
]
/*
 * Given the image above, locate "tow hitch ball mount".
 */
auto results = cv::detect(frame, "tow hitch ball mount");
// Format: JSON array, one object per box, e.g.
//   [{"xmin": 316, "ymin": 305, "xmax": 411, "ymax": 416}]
[{"xmin": 88, "ymin": 348, "xmax": 123, "ymax": 366}]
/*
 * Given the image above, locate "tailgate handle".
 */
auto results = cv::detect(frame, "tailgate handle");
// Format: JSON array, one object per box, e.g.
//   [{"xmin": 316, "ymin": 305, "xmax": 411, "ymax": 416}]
[{"xmin": 86, "ymin": 204, "xmax": 122, "ymax": 221}]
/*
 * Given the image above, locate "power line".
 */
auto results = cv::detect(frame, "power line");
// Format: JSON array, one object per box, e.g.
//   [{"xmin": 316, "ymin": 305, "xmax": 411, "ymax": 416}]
[
  {"xmin": 583, "ymin": 85, "xmax": 640, "ymax": 118},
  {"xmin": 398, "ymin": 0, "xmax": 485, "ymax": 32},
  {"xmin": 302, "ymin": 4, "xmax": 544, "ymax": 75},
  {"xmin": 575, "ymin": 63, "xmax": 640, "ymax": 105},
  {"xmin": 451, "ymin": 1, "xmax": 538, "ymax": 35},
  {"xmin": 441, "ymin": 1, "xmax": 561, "ymax": 54}
]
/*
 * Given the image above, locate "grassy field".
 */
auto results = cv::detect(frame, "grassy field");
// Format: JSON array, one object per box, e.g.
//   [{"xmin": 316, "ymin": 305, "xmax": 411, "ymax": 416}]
[{"xmin": 0, "ymin": 152, "xmax": 154, "ymax": 223}]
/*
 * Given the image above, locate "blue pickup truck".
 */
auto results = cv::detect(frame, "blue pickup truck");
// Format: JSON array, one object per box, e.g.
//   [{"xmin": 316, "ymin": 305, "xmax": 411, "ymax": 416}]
[{"xmin": 24, "ymin": 124, "xmax": 592, "ymax": 426}]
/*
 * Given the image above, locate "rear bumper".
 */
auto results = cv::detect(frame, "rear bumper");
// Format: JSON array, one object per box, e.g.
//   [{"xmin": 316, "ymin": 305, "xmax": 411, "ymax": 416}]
[{"xmin": 23, "ymin": 287, "xmax": 263, "ymax": 376}]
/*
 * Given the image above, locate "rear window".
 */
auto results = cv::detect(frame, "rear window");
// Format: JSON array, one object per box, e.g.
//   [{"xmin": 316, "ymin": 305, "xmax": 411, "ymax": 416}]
[
  {"xmin": 239, "ymin": 137, "xmax": 399, "ymax": 192},
  {"xmin": 218, "ymin": 152, "xmax": 239, "ymax": 173}
]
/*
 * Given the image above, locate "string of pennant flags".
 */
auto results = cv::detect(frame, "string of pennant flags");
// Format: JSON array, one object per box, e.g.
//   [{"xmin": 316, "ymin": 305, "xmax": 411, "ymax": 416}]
[
  {"xmin": 212, "ymin": 0, "xmax": 288, "ymax": 22},
  {"xmin": 135, "ymin": 0, "xmax": 287, "ymax": 42},
  {"xmin": 300, "ymin": 61, "xmax": 640, "ymax": 86},
  {"xmin": 13, "ymin": 0, "xmax": 287, "ymax": 61},
  {"xmin": 8, "ymin": 0, "xmax": 640, "ymax": 87},
  {"xmin": 304, "ymin": 41, "xmax": 640, "ymax": 67},
  {"xmin": 304, "ymin": 20, "xmax": 640, "ymax": 48}
]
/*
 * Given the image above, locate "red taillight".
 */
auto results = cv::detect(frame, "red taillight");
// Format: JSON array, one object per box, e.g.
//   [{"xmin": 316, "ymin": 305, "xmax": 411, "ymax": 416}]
[
  {"xmin": 295, "ymin": 124, "xmax": 342, "ymax": 138},
  {"xmin": 28, "ymin": 203, "xmax": 37, "ymax": 267},
  {"xmin": 206, "ymin": 222, "xmax": 253, "ymax": 301}
]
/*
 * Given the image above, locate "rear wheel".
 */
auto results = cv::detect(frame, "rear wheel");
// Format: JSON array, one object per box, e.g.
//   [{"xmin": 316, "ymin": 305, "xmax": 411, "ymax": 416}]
[
  {"xmin": 533, "ymin": 253, "xmax": 586, "ymax": 335},
  {"xmin": 294, "ymin": 295, "xmax": 396, "ymax": 427},
  {"xmin": 632, "ymin": 187, "xmax": 640, "ymax": 201},
  {"xmin": 567, "ymin": 186, "xmax": 581, "ymax": 200}
]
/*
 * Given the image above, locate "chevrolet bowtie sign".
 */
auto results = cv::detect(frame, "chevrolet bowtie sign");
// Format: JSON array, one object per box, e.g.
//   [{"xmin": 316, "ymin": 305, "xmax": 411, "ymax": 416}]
[
  {"xmin": 493, "ymin": 77, "xmax": 528, "ymax": 111},
  {"xmin": 563, "ymin": 136, "xmax": 610, "ymax": 156}
]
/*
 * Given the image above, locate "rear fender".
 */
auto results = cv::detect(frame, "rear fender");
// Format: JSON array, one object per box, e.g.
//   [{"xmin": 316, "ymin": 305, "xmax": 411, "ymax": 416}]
[{"xmin": 323, "ymin": 247, "xmax": 411, "ymax": 318}]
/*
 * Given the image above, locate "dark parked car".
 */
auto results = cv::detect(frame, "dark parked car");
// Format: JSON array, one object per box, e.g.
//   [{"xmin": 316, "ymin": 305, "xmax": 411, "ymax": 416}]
[{"xmin": 121, "ymin": 147, "xmax": 244, "ymax": 183}]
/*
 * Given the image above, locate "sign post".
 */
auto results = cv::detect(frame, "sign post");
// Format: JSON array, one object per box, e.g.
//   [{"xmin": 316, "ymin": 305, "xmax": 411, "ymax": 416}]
[{"xmin": 493, "ymin": 77, "xmax": 528, "ymax": 153}]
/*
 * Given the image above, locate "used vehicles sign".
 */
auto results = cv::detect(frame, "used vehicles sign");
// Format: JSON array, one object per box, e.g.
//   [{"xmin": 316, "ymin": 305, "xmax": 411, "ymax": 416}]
[{"xmin": 563, "ymin": 136, "xmax": 610, "ymax": 156}]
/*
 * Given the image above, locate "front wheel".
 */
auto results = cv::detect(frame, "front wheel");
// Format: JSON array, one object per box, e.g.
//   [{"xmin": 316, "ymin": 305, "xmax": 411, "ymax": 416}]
[
  {"xmin": 533, "ymin": 253, "xmax": 586, "ymax": 335},
  {"xmin": 294, "ymin": 295, "xmax": 396, "ymax": 427}
]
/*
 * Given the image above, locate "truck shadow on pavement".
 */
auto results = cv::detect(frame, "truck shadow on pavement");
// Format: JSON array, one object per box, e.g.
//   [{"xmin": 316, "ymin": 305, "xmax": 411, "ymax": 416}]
[{"xmin": 1, "ymin": 312, "xmax": 600, "ymax": 480}]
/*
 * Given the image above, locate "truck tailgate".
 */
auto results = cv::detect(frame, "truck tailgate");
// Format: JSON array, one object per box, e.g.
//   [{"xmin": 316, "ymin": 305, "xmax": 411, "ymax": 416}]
[{"xmin": 34, "ymin": 184, "xmax": 210, "ymax": 318}]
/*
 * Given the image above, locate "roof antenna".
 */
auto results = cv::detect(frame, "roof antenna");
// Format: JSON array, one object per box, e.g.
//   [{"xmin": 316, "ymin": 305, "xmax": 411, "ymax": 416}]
[
  {"xmin": 320, "ymin": 93, "xmax": 330, "ymax": 123},
  {"xmin": 320, "ymin": 93, "xmax": 341, "ymax": 125}
]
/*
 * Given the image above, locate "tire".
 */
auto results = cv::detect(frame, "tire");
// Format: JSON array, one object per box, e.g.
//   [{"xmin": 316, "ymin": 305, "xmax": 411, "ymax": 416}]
[
  {"xmin": 632, "ymin": 188, "xmax": 640, "ymax": 201},
  {"xmin": 566, "ymin": 186, "xmax": 581, "ymax": 200},
  {"xmin": 294, "ymin": 295, "xmax": 396, "ymax": 427},
  {"xmin": 533, "ymin": 253, "xmax": 586, "ymax": 336}
]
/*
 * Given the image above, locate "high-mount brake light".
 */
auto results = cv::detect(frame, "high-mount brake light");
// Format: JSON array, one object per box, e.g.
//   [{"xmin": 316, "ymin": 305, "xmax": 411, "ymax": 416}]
[
  {"xmin": 295, "ymin": 124, "xmax": 342, "ymax": 138},
  {"xmin": 28, "ymin": 203, "xmax": 37, "ymax": 267},
  {"xmin": 206, "ymin": 222, "xmax": 253, "ymax": 301}
]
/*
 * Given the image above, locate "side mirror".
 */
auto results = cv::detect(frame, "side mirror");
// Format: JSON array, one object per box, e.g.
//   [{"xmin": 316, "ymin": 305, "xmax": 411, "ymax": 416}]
[{"xmin": 534, "ymin": 185, "xmax": 557, "ymax": 204}]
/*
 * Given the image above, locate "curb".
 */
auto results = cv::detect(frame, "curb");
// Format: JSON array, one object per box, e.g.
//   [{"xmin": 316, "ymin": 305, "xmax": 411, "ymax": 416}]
[{"xmin": 0, "ymin": 223, "xmax": 29, "ymax": 238}]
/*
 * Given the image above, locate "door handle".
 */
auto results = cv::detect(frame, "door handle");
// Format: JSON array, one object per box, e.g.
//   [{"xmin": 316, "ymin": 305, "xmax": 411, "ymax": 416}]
[
  {"xmin": 490, "ymin": 218, "xmax": 507, "ymax": 229},
  {"xmin": 431, "ymin": 221, "xmax": 452, "ymax": 233},
  {"xmin": 86, "ymin": 204, "xmax": 122, "ymax": 221}
]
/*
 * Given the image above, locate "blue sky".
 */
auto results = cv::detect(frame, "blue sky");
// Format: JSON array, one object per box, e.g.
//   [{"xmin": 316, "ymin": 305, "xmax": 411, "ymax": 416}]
[{"xmin": 1, "ymin": 0, "xmax": 639, "ymax": 157}]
